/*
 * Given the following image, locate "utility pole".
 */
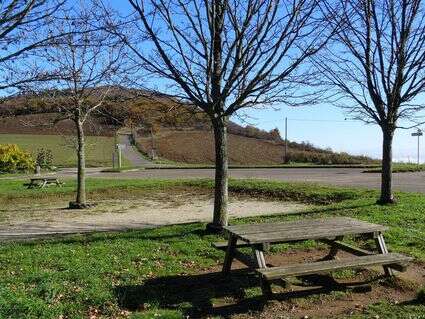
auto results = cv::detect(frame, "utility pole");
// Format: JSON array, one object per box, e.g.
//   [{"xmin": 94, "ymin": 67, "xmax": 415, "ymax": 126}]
[
  {"xmin": 411, "ymin": 128, "xmax": 423, "ymax": 166},
  {"xmin": 284, "ymin": 117, "xmax": 288, "ymax": 163}
]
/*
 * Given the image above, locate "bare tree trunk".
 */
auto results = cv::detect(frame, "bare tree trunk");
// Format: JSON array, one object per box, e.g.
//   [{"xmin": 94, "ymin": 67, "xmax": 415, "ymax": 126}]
[
  {"xmin": 379, "ymin": 128, "xmax": 394, "ymax": 204},
  {"xmin": 207, "ymin": 117, "xmax": 229, "ymax": 231},
  {"xmin": 75, "ymin": 119, "xmax": 87, "ymax": 207}
]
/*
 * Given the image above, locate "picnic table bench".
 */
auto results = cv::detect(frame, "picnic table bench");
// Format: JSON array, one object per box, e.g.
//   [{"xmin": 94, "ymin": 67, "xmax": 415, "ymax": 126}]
[
  {"xmin": 25, "ymin": 177, "xmax": 64, "ymax": 189},
  {"xmin": 213, "ymin": 217, "xmax": 412, "ymax": 297}
]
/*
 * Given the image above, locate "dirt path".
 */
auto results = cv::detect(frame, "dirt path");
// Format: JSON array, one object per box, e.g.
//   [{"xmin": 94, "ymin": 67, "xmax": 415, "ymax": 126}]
[{"xmin": 0, "ymin": 193, "xmax": 307, "ymax": 241}]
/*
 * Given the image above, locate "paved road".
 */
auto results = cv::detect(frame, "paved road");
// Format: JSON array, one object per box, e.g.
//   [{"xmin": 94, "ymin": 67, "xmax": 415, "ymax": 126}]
[
  {"xmin": 118, "ymin": 134, "xmax": 152, "ymax": 166},
  {"xmin": 58, "ymin": 167, "xmax": 425, "ymax": 194}
]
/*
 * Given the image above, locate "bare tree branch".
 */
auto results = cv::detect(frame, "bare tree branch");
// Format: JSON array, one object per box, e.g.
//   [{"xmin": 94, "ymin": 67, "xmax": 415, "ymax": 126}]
[
  {"xmin": 27, "ymin": 1, "xmax": 128, "ymax": 208},
  {"xmin": 0, "ymin": 0, "xmax": 65, "ymax": 91},
  {"xmin": 317, "ymin": 0, "xmax": 425, "ymax": 203},
  {"xmin": 111, "ymin": 0, "xmax": 332, "ymax": 229}
]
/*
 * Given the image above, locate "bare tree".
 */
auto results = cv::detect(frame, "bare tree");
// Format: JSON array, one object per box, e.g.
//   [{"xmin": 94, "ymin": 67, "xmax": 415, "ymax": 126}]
[
  {"xmin": 109, "ymin": 0, "xmax": 331, "ymax": 231},
  {"xmin": 34, "ymin": 3, "xmax": 126, "ymax": 208},
  {"xmin": 0, "ymin": 0, "xmax": 64, "ymax": 91},
  {"xmin": 317, "ymin": 0, "xmax": 425, "ymax": 204}
]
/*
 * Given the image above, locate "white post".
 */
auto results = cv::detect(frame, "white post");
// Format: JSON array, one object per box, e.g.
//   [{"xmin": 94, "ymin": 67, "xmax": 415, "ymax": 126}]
[
  {"xmin": 118, "ymin": 146, "xmax": 122, "ymax": 169},
  {"xmin": 411, "ymin": 129, "xmax": 422, "ymax": 167},
  {"xmin": 418, "ymin": 133, "xmax": 420, "ymax": 166},
  {"xmin": 115, "ymin": 144, "xmax": 122, "ymax": 169}
]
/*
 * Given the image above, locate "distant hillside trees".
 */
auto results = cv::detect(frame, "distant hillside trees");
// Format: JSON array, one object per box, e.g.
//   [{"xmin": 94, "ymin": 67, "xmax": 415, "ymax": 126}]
[
  {"xmin": 110, "ymin": 0, "xmax": 333, "ymax": 231},
  {"xmin": 318, "ymin": 0, "xmax": 425, "ymax": 204}
]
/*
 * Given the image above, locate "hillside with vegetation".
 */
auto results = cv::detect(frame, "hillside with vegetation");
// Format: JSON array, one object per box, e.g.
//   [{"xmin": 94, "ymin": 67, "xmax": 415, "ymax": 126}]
[
  {"xmin": 0, "ymin": 87, "xmax": 377, "ymax": 166},
  {"xmin": 135, "ymin": 129, "xmax": 375, "ymax": 165}
]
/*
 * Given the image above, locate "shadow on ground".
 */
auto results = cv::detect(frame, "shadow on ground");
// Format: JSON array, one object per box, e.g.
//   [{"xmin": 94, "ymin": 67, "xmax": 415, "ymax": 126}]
[
  {"xmin": 114, "ymin": 269, "xmax": 382, "ymax": 318},
  {"xmin": 0, "ymin": 223, "xmax": 209, "ymax": 245}
]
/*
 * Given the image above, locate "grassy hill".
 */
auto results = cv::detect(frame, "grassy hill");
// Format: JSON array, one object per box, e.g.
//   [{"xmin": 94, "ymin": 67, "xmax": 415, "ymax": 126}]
[{"xmin": 0, "ymin": 134, "xmax": 116, "ymax": 167}]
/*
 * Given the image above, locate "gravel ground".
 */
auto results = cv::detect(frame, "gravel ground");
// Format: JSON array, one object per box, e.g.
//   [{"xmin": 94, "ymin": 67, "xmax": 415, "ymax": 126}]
[{"xmin": 0, "ymin": 193, "xmax": 307, "ymax": 241}]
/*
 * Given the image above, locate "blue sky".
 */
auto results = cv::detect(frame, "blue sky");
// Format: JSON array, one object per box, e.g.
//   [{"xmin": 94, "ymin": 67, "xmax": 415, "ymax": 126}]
[
  {"xmin": 109, "ymin": 0, "xmax": 424, "ymax": 162},
  {"xmin": 239, "ymin": 103, "xmax": 423, "ymax": 162}
]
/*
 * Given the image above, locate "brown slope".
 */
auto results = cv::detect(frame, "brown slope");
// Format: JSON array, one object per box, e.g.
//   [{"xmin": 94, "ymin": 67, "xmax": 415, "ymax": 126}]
[
  {"xmin": 0, "ymin": 113, "xmax": 117, "ymax": 136},
  {"xmin": 136, "ymin": 129, "xmax": 286, "ymax": 165},
  {"xmin": 136, "ymin": 129, "xmax": 376, "ymax": 165}
]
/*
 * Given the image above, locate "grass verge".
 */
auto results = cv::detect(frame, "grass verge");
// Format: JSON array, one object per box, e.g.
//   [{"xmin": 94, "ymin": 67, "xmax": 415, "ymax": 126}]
[
  {"xmin": 0, "ymin": 178, "xmax": 424, "ymax": 318},
  {"xmin": 0, "ymin": 134, "xmax": 122, "ymax": 167},
  {"xmin": 0, "ymin": 178, "xmax": 364, "ymax": 207},
  {"xmin": 363, "ymin": 163, "xmax": 425, "ymax": 173},
  {"xmin": 145, "ymin": 164, "xmax": 380, "ymax": 169}
]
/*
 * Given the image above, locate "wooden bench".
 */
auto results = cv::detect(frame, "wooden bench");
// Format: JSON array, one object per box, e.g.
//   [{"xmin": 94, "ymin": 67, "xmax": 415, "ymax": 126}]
[
  {"xmin": 257, "ymin": 253, "xmax": 412, "ymax": 281},
  {"xmin": 213, "ymin": 241, "xmax": 261, "ymax": 250},
  {"xmin": 25, "ymin": 177, "xmax": 64, "ymax": 189},
  {"xmin": 215, "ymin": 217, "xmax": 413, "ymax": 297}
]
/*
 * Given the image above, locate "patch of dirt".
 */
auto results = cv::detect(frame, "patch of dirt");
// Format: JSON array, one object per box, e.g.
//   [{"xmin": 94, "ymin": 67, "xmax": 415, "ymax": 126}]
[
  {"xmin": 127, "ymin": 248, "xmax": 424, "ymax": 319},
  {"xmin": 0, "ymin": 191, "xmax": 308, "ymax": 240},
  {"xmin": 228, "ymin": 250, "xmax": 425, "ymax": 319}
]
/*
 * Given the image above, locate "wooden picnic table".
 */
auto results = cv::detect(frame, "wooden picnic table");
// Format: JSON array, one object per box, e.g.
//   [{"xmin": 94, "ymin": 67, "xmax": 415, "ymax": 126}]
[
  {"xmin": 214, "ymin": 217, "xmax": 412, "ymax": 297},
  {"xmin": 25, "ymin": 177, "xmax": 64, "ymax": 189}
]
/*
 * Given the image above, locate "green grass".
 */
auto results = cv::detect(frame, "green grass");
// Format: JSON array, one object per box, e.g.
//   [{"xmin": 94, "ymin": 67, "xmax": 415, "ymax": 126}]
[
  {"xmin": 100, "ymin": 167, "xmax": 145, "ymax": 173},
  {"xmin": 0, "ymin": 178, "xmax": 424, "ymax": 318},
  {"xmin": 363, "ymin": 163, "xmax": 425, "ymax": 173},
  {"xmin": 145, "ymin": 163, "xmax": 380, "ymax": 169},
  {"xmin": 0, "ymin": 178, "xmax": 364, "ymax": 207},
  {"xmin": 0, "ymin": 134, "xmax": 118, "ymax": 167}
]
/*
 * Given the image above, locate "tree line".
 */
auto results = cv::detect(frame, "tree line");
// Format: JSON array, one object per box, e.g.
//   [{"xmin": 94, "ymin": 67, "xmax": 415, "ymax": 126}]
[{"xmin": 1, "ymin": 0, "xmax": 425, "ymax": 230}]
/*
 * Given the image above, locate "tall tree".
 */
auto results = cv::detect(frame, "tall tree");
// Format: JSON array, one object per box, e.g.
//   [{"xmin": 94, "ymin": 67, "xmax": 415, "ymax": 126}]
[
  {"xmin": 0, "ymin": 0, "xmax": 64, "ymax": 91},
  {"xmin": 111, "ymin": 0, "xmax": 331, "ymax": 231},
  {"xmin": 317, "ymin": 0, "xmax": 425, "ymax": 204},
  {"xmin": 35, "ymin": 3, "xmax": 126, "ymax": 208}
]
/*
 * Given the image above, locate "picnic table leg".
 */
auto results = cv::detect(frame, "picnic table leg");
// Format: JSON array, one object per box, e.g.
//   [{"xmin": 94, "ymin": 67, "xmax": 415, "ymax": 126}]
[
  {"xmin": 252, "ymin": 245, "xmax": 273, "ymax": 297},
  {"xmin": 321, "ymin": 235, "xmax": 344, "ymax": 261},
  {"xmin": 222, "ymin": 235, "xmax": 237, "ymax": 274},
  {"xmin": 374, "ymin": 232, "xmax": 394, "ymax": 277}
]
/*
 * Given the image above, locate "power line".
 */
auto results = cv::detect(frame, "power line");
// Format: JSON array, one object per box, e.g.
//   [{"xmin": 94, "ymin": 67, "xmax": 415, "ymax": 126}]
[
  {"xmin": 287, "ymin": 118, "xmax": 359, "ymax": 123},
  {"xmin": 253, "ymin": 118, "xmax": 361, "ymax": 124}
]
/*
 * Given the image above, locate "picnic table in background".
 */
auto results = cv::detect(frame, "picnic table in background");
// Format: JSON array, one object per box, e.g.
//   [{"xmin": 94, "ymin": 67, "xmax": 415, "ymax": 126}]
[
  {"xmin": 213, "ymin": 217, "xmax": 412, "ymax": 297},
  {"xmin": 25, "ymin": 177, "xmax": 64, "ymax": 189}
]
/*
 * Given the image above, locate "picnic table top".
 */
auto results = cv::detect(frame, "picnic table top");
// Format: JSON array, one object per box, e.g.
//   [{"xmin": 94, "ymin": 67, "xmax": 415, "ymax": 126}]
[
  {"xmin": 30, "ymin": 176, "xmax": 60, "ymax": 181},
  {"xmin": 223, "ymin": 217, "xmax": 388, "ymax": 244}
]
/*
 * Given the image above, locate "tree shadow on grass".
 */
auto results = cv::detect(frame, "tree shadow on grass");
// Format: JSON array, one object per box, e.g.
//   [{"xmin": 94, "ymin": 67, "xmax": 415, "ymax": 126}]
[
  {"xmin": 299, "ymin": 202, "xmax": 376, "ymax": 216},
  {"xmin": 114, "ymin": 269, "xmax": 260, "ymax": 317},
  {"xmin": 2, "ymin": 223, "xmax": 211, "ymax": 246},
  {"xmin": 114, "ymin": 270, "xmax": 378, "ymax": 318}
]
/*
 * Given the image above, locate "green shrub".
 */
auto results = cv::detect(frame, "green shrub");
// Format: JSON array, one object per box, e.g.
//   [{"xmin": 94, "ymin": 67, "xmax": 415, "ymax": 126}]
[
  {"xmin": 36, "ymin": 148, "xmax": 54, "ymax": 169},
  {"xmin": 0, "ymin": 144, "xmax": 35, "ymax": 173}
]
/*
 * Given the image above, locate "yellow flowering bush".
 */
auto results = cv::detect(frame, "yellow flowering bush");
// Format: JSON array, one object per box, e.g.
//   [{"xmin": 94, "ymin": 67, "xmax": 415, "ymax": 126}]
[{"xmin": 0, "ymin": 144, "xmax": 35, "ymax": 173}]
